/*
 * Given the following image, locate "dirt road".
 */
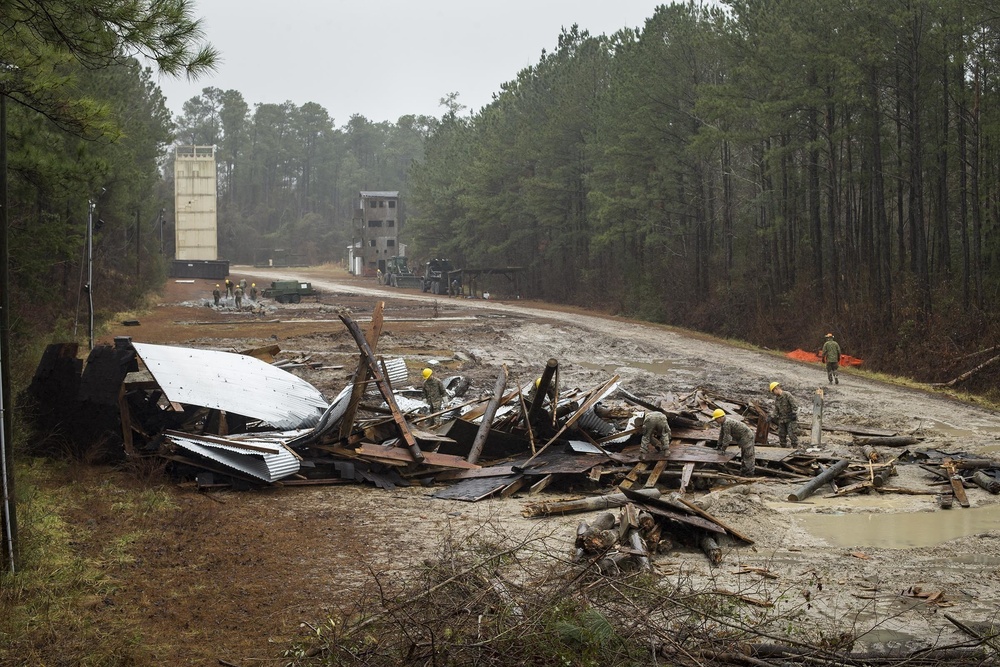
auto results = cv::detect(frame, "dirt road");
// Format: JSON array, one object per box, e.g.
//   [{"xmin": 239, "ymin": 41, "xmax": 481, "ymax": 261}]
[{"xmin": 92, "ymin": 266, "xmax": 1000, "ymax": 664}]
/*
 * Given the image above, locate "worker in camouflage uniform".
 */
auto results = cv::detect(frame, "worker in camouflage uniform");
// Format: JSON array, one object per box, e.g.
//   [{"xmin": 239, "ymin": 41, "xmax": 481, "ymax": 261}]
[
  {"xmin": 819, "ymin": 333, "xmax": 842, "ymax": 384},
  {"xmin": 212, "ymin": 284, "xmax": 221, "ymax": 307},
  {"xmin": 709, "ymin": 409, "xmax": 755, "ymax": 477},
  {"xmin": 768, "ymin": 382, "xmax": 798, "ymax": 448},
  {"xmin": 421, "ymin": 368, "xmax": 447, "ymax": 424},
  {"xmin": 639, "ymin": 411, "xmax": 671, "ymax": 459},
  {"xmin": 234, "ymin": 285, "xmax": 243, "ymax": 309},
  {"xmin": 249, "ymin": 283, "xmax": 258, "ymax": 301}
]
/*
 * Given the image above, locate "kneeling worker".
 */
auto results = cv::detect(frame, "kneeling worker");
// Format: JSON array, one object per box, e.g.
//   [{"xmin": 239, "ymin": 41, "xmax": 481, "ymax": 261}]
[
  {"xmin": 639, "ymin": 411, "xmax": 671, "ymax": 459},
  {"xmin": 709, "ymin": 408, "xmax": 755, "ymax": 477}
]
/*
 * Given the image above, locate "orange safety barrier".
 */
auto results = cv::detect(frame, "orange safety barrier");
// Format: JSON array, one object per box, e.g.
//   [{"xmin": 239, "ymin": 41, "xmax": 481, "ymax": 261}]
[{"xmin": 786, "ymin": 348, "xmax": 863, "ymax": 367}]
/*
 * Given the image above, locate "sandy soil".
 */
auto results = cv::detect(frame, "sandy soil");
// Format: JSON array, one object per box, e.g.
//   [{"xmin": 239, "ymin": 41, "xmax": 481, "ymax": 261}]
[{"xmin": 84, "ymin": 265, "xmax": 1000, "ymax": 665}]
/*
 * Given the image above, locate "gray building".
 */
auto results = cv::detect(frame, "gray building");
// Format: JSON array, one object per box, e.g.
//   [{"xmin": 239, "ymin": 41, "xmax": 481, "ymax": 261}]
[{"xmin": 352, "ymin": 190, "xmax": 402, "ymax": 276}]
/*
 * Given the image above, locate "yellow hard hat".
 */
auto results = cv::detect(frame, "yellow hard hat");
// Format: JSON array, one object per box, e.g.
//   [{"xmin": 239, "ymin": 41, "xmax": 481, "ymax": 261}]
[
  {"xmin": 251, "ymin": 283, "xmax": 255, "ymax": 287},
  {"xmin": 422, "ymin": 368, "xmax": 433, "ymax": 379},
  {"xmin": 825, "ymin": 332, "xmax": 834, "ymax": 338},
  {"xmin": 710, "ymin": 408, "xmax": 725, "ymax": 421},
  {"xmin": 534, "ymin": 378, "xmax": 541, "ymax": 387},
  {"xmin": 769, "ymin": 381, "xmax": 780, "ymax": 392},
  {"xmin": 215, "ymin": 284, "xmax": 220, "ymax": 287}
]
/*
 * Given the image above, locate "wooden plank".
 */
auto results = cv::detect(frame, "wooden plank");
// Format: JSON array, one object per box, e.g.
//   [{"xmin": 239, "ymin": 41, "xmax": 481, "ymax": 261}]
[
  {"xmin": 500, "ymin": 477, "xmax": 528, "ymax": 499},
  {"xmin": 645, "ymin": 460, "xmax": 669, "ymax": 488},
  {"xmin": 316, "ymin": 442, "xmax": 478, "ymax": 469},
  {"xmin": 677, "ymin": 462, "xmax": 695, "ymax": 494},
  {"xmin": 942, "ymin": 461, "xmax": 971, "ymax": 507},
  {"xmin": 528, "ymin": 474, "xmax": 554, "ymax": 495},
  {"xmin": 588, "ymin": 466, "xmax": 603, "ymax": 482},
  {"xmin": 619, "ymin": 462, "xmax": 649, "ymax": 490},
  {"xmin": 434, "ymin": 465, "xmax": 517, "ymax": 481}
]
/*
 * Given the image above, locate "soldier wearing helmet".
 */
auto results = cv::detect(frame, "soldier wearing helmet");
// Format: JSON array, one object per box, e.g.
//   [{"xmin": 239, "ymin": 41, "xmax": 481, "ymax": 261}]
[
  {"xmin": 768, "ymin": 381, "xmax": 798, "ymax": 448},
  {"xmin": 709, "ymin": 408, "xmax": 755, "ymax": 477},
  {"xmin": 249, "ymin": 282, "xmax": 258, "ymax": 301},
  {"xmin": 421, "ymin": 368, "xmax": 447, "ymax": 425},
  {"xmin": 212, "ymin": 284, "xmax": 221, "ymax": 307}
]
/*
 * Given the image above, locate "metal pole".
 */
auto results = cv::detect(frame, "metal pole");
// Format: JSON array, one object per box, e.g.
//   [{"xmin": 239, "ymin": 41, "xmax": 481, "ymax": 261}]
[{"xmin": 87, "ymin": 199, "xmax": 94, "ymax": 350}]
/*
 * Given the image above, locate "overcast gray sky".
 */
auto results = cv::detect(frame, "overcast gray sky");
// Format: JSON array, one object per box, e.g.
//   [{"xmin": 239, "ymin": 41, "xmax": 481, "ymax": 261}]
[{"xmin": 155, "ymin": 0, "xmax": 672, "ymax": 126}]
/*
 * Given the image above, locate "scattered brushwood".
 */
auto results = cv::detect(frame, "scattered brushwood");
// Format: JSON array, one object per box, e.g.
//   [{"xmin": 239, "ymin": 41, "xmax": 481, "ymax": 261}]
[{"xmin": 281, "ymin": 525, "xmax": 992, "ymax": 667}]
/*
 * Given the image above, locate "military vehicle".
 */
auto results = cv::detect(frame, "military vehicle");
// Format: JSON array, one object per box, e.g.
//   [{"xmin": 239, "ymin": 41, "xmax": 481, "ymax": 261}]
[
  {"xmin": 422, "ymin": 258, "xmax": 459, "ymax": 295},
  {"xmin": 261, "ymin": 280, "xmax": 315, "ymax": 303},
  {"xmin": 383, "ymin": 256, "xmax": 423, "ymax": 289}
]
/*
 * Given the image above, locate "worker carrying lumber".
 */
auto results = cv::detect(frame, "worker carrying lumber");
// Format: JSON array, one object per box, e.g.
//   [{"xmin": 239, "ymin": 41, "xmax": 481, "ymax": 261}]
[
  {"xmin": 819, "ymin": 333, "xmax": 842, "ymax": 384},
  {"xmin": 709, "ymin": 408, "xmax": 755, "ymax": 477},
  {"xmin": 421, "ymin": 368, "xmax": 447, "ymax": 424},
  {"xmin": 768, "ymin": 381, "xmax": 798, "ymax": 448},
  {"xmin": 638, "ymin": 411, "xmax": 671, "ymax": 459}
]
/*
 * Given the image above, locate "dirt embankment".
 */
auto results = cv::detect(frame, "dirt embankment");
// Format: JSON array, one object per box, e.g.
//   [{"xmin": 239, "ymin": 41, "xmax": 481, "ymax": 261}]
[{"xmin": 74, "ymin": 266, "xmax": 1000, "ymax": 665}]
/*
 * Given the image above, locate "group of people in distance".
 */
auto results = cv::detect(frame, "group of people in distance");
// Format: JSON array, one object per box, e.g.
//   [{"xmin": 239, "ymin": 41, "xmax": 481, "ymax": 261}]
[
  {"xmin": 639, "ymin": 333, "xmax": 845, "ymax": 478},
  {"xmin": 212, "ymin": 278, "xmax": 258, "ymax": 308}
]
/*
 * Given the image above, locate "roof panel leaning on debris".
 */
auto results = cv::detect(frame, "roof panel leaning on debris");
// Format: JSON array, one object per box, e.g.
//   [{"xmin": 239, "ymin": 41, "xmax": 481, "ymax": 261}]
[{"xmin": 132, "ymin": 343, "xmax": 329, "ymax": 430}]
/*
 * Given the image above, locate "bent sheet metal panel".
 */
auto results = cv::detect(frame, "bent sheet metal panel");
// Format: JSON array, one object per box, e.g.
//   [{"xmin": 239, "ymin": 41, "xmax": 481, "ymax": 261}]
[
  {"xmin": 133, "ymin": 343, "xmax": 328, "ymax": 430},
  {"xmin": 164, "ymin": 430, "xmax": 306, "ymax": 482}
]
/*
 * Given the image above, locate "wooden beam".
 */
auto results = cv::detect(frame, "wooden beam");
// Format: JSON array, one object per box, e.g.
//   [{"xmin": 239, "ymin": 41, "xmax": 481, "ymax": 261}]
[
  {"xmin": 339, "ymin": 301, "xmax": 384, "ymax": 439},
  {"xmin": 339, "ymin": 312, "xmax": 423, "ymax": 462},
  {"xmin": 468, "ymin": 366, "xmax": 508, "ymax": 464}
]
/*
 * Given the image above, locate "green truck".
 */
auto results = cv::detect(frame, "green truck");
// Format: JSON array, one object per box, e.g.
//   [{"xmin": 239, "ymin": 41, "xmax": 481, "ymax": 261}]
[{"xmin": 261, "ymin": 280, "xmax": 315, "ymax": 303}]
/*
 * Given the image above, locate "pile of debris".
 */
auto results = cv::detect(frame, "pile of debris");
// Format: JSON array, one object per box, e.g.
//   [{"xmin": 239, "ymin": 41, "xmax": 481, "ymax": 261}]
[{"xmin": 23, "ymin": 302, "xmax": 1000, "ymax": 521}]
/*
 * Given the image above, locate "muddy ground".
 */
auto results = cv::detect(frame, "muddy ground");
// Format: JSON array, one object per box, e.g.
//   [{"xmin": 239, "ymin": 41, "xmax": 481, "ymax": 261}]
[{"xmin": 83, "ymin": 265, "xmax": 1000, "ymax": 665}]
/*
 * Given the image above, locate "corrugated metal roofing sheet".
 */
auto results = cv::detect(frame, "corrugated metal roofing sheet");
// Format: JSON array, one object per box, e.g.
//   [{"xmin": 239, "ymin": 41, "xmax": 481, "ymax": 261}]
[
  {"xmin": 164, "ymin": 430, "xmax": 305, "ymax": 482},
  {"xmin": 133, "ymin": 343, "xmax": 328, "ymax": 430}
]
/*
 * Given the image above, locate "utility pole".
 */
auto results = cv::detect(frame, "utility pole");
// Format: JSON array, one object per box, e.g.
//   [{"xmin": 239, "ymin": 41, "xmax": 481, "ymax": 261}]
[{"xmin": 86, "ymin": 199, "xmax": 94, "ymax": 350}]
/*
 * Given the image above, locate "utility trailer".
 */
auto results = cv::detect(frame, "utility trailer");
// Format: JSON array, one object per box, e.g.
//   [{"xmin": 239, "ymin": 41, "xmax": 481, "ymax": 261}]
[{"xmin": 261, "ymin": 280, "xmax": 315, "ymax": 303}]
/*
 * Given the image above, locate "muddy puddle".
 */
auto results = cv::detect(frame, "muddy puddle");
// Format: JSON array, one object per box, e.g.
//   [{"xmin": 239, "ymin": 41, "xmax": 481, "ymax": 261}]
[
  {"xmin": 917, "ymin": 418, "xmax": 1000, "ymax": 439},
  {"xmin": 795, "ymin": 504, "xmax": 1000, "ymax": 549}
]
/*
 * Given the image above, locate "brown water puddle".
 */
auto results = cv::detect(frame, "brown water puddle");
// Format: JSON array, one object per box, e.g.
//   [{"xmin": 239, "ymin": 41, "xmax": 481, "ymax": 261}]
[{"xmin": 797, "ymin": 504, "xmax": 1000, "ymax": 549}]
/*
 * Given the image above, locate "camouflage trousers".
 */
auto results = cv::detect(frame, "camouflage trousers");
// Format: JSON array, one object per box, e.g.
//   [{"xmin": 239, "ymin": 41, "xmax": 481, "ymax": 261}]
[
  {"xmin": 826, "ymin": 362, "xmax": 839, "ymax": 383},
  {"xmin": 776, "ymin": 419, "xmax": 798, "ymax": 447},
  {"xmin": 738, "ymin": 439, "xmax": 755, "ymax": 477}
]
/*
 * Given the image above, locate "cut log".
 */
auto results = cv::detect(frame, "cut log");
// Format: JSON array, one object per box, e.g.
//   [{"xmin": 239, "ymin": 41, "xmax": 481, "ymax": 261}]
[
  {"xmin": 582, "ymin": 529, "xmax": 619, "ymax": 552},
  {"xmin": 860, "ymin": 445, "xmax": 879, "ymax": 462},
  {"xmin": 521, "ymin": 487, "xmax": 661, "ymax": 517},
  {"xmin": 938, "ymin": 493, "xmax": 954, "ymax": 509},
  {"xmin": 971, "ymin": 471, "xmax": 1000, "ymax": 494},
  {"xmin": 787, "ymin": 459, "xmax": 850, "ymax": 502},
  {"xmin": 854, "ymin": 436, "xmax": 922, "ymax": 447},
  {"xmin": 526, "ymin": 358, "xmax": 558, "ymax": 425},
  {"xmin": 700, "ymin": 535, "xmax": 722, "ymax": 565}
]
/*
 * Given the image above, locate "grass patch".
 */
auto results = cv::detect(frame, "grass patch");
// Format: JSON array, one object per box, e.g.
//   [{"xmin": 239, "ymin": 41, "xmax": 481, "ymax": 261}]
[{"xmin": 0, "ymin": 458, "xmax": 172, "ymax": 665}]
